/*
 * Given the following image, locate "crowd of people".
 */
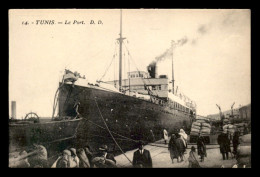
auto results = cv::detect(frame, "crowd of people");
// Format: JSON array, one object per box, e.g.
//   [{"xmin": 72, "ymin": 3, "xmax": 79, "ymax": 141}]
[
  {"xmin": 52, "ymin": 144, "xmax": 117, "ymax": 168},
  {"xmin": 10, "ymin": 126, "xmax": 249, "ymax": 168},
  {"xmin": 166, "ymin": 127, "xmax": 248, "ymax": 168},
  {"xmin": 167, "ymin": 128, "xmax": 206, "ymax": 168}
]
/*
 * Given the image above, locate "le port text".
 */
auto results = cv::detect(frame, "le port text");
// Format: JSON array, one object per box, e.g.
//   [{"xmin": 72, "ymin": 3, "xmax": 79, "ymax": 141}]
[{"xmin": 21, "ymin": 20, "xmax": 103, "ymax": 25}]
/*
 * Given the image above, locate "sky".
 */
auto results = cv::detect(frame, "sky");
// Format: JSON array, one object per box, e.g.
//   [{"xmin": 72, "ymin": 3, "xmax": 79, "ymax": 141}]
[{"xmin": 9, "ymin": 9, "xmax": 251, "ymax": 118}]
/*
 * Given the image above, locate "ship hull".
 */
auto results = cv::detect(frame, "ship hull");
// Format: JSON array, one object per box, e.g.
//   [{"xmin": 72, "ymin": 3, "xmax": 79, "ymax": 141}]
[
  {"xmin": 59, "ymin": 83, "xmax": 193, "ymax": 153},
  {"xmin": 9, "ymin": 119, "xmax": 81, "ymax": 154}
]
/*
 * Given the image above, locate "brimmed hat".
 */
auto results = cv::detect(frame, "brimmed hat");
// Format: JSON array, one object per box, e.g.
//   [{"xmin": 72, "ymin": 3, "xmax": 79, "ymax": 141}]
[
  {"xmin": 137, "ymin": 140, "xmax": 145, "ymax": 146},
  {"xmin": 99, "ymin": 145, "xmax": 108, "ymax": 151}
]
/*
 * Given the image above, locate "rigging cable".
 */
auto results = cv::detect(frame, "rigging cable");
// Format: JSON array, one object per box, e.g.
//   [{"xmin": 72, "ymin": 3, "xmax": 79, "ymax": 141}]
[
  {"xmin": 94, "ymin": 97, "xmax": 133, "ymax": 165},
  {"xmin": 99, "ymin": 42, "xmax": 118, "ymax": 82},
  {"xmin": 114, "ymin": 42, "xmax": 117, "ymax": 87},
  {"xmin": 122, "ymin": 41, "xmax": 160, "ymax": 98},
  {"xmin": 122, "ymin": 41, "xmax": 199, "ymax": 116},
  {"xmin": 86, "ymin": 119, "xmax": 138, "ymax": 143}
]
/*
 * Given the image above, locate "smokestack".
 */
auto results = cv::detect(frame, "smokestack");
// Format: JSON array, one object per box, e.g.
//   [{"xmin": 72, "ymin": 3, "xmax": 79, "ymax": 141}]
[
  {"xmin": 11, "ymin": 101, "xmax": 16, "ymax": 119},
  {"xmin": 147, "ymin": 62, "xmax": 157, "ymax": 78},
  {"xmin": 155, "ymin": 64, "xmax": 158, "ymax": 78}
]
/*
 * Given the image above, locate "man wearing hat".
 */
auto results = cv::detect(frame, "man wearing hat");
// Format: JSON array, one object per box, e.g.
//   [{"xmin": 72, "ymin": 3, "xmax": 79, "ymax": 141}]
[
  {"xmin": 92, "ymin": 145, "xmax": 116, "ymax": 168},
  {"xmin": 98, "ymin": 145, "xmax": 116, "ymax": 164},
  {"xmin": 133, "ymin": 141, "xmax": 152, "ymax": 168}
]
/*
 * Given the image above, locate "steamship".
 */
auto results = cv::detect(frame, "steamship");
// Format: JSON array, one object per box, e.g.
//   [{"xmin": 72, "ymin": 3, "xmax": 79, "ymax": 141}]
[
  {"xmin": 9, "ymin": 10, "xmax": 197, "ymax": 158},
  {"xmin": 57, "ymin": 10, "xmax": 197, "ymax": 152}
]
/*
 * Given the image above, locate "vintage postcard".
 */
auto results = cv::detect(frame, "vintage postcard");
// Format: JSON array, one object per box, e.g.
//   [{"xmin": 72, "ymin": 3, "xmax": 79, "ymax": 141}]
[{"xmin": 9, "ymin": 9, "xmax": 251, "ymax": 168}]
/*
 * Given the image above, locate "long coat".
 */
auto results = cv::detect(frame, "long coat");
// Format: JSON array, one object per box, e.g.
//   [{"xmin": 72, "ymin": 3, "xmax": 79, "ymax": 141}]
[
  {"xmin": 232, "ymin": 131, "xmax": 240, "ymax": 155},
  {"xmin": 133, "ymin": 149, "xmax": 152, "ymax": 168},
  {"xmin": 197, "ymin": 136, "xmax": 207, "ymax": 156},
  {"xmin": 168, "ymin": 136, "xmax": 179, "ymax": 159},
  {"xmin": 217, "ymin": 133, "xmax": 231, "ymax": 153},
  {"xmin": 175, "ymin": 138, "xmax": 186, "ymax": 155}
]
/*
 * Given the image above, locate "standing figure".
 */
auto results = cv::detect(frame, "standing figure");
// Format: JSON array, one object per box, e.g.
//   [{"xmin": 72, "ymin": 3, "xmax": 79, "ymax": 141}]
[
  {"xmin": 150, "ymin": 129, "xmax": 156, "ymax": 142},
  {"xmin": 232, "ymin": 130, "xmax": 240, "ymax": 158},
  {"xmin": 197, "ymin": 134, "xmax": 207, "ymax": 162},
  {"xmin": 217, "ymin": 130, "xmax": 231, "ymax": 160},
  {"xmin": 69, "ymin": 148, "xmax": 80, "ymax": 168},
  {"xmin": 133, "ymin": 141, "xmax": 153, "ymax": 168},
  {"xmin": 77, "ymin": 148, "xmax": 91, "ymax": 168},
  {"xmin": 84, "ymin": 145, "xmax": 94, "ymax": 167},
  {"xmin": 168, "ymin": 134, "xmax": 180, "ymax": 163},
  {"xmin": 188, "ymin": 146, "xmax": 201, "ymax": 168},
  {"xmin": 73, "ymin": 101, "xmax": 81, "ymax": 119},
  {"xmin": 179, "ymin": 129, "xmax": 188, "ymax": 149},
  {"xmin": 175, "ymin": 133, "xmax": 185, "ymax": 162},
  {"xmin": 163, "ymin": 129, "xmax": 168, "ymax": 144}
]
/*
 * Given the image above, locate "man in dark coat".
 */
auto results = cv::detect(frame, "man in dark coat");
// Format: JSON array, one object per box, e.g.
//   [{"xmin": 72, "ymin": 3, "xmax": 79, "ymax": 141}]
[
  {"xmin": 168, "ymin": 134, "xmax": 180, "ymax": 163},
  {"xmin": 232, "ymin": 131, "xmax": 240, "ymax": 157},
  {"xmin": 217, "ymin": 130, "xmax": 231, "ymax": 160},
  {"xmin": 133, "ymin": 141, "xmax": 152, "ymax": 168},
  {"xmin": 197, "ymin": 134, "xmax": 207, "ymax": 162}
]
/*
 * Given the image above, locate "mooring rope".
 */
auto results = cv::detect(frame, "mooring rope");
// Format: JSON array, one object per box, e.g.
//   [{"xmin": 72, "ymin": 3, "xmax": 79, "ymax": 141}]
[
  {"xmin": 94, "ymin": 97, "xmax": 133, "ymax": 165},
  {"xmin": 86, "ymin": 119, "xmax": 138, "ymax": 143}
]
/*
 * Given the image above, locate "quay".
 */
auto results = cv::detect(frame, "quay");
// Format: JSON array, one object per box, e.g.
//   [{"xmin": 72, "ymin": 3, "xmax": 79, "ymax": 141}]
[{"xmin": 115, "ymin": 139, "xmax": 237, "ymax": 168}]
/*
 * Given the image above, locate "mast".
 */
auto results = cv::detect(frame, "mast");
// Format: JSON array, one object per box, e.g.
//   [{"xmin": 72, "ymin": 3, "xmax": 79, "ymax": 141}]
[
  {"xmin": 128, "ymin": 52, "xmax": 130, "ymax": 96},
  {"xmin": 117, "ymin": 9, "xmax": 126, "ymax": 92},
  {"xmin": 171, "ymin": 40, "xmax": 175, "ymax": 94},
  {"xmin": 231, "ymin": 102, "xmax": 235, "ymax": 118}
]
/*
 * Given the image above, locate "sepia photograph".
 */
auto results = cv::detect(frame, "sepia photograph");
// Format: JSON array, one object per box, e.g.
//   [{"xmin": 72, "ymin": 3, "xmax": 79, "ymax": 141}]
[{"xmin": 8, "ymin": 9, "xmax": 251, "ymax": 168}]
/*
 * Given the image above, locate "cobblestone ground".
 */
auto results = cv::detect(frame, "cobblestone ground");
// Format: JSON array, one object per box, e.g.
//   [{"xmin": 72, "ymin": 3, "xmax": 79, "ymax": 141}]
[{"xmin": 115, "ymin": 140, "xmax": 238, "ymax": 168}]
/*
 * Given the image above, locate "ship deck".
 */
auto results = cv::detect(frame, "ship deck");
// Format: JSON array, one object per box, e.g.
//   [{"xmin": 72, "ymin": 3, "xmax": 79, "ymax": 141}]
[{"xmin": 114, "ymin": 139, "xmax": 237, "ymax": 168}]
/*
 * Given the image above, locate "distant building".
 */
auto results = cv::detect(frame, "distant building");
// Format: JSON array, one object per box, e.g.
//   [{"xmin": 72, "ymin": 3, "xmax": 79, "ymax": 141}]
[
  {"xmin": 207, "ymin": 108, "xmax": 240, "ymax": 120},
  {"xmin": 238, "ymin": 104, "xmax": 251, "ymax": 120}
]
